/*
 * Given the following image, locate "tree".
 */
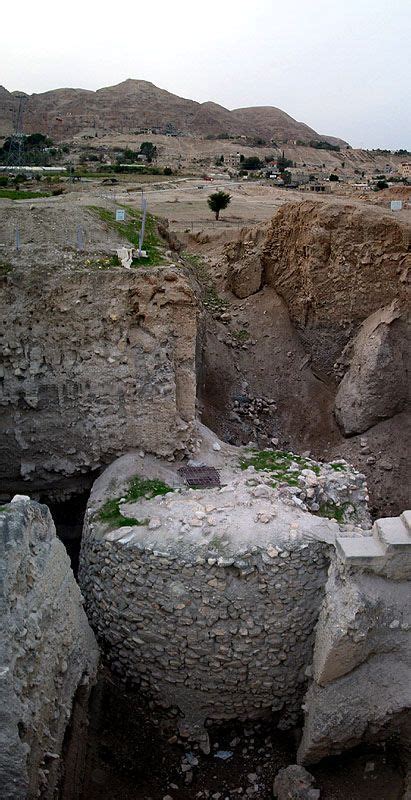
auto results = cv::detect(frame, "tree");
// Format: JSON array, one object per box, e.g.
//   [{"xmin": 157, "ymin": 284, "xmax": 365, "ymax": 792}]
[
  {"xmin": 207, "ymin": 191, "xmax": 231, "ymax": 220},
  {"xmin": 139, "ymin": 141, "xmax": 157, "ymax": 162},
  {"xmin": 329, "ymin": 173, "xmax": 339, "ymax": 181},
  {"xmin": 242, "ymin": 156, "xmax": 263, "ymax": 170},
  {"xmin": 277, "ymin": 151, "xmax": 293, "ymax": 171}
]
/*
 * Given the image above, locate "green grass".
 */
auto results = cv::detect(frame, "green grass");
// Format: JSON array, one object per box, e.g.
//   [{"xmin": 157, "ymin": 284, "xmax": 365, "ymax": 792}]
[
  {"xmin": 88, "ymin": 205, "xmax": 163, "ymax": 267},
  {"xmin": 0, "ymin": 189, "xmax": 50, "ymax": 200},
  {"xmin": 240, "ymin": 448, "xmax": 320, "ymax": 487},
  {"xmin": 98, "ymin": 475, "xmax": 173, "ymax": 529}
]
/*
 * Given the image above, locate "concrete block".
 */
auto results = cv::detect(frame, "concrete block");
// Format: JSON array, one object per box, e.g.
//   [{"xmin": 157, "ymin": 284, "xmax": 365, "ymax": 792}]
[
  {"xmin": 374, "ymin": 517, "xmax": 410, "ymax": 551},
  {"xmin": 335, "ymin": 536, "xmax": 386, "ymax": 566}
]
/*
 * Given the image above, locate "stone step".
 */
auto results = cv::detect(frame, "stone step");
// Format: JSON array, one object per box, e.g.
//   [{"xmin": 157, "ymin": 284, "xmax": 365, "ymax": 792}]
[
  {"xmin": 335, "ymin": 536, "xmax": 387, "ymax": 567},
  {"xmin": 374, "ymin": 516, "xmax": 411, "ymax": 552},
  {"xmin": 401, "ymin": 510, "xmax": 411, "ymax": 532}
]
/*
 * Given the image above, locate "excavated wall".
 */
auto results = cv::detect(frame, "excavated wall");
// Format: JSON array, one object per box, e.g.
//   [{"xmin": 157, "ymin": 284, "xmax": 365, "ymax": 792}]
[
  {"xmin": 0, "ymin": 265, "xmax": 198, "ymax": 497},
  {"xmin": 80, "ymin": 523, "xmax": 329, "ymax": 734},
  {"xmin": 0, "ymin": 496, "xmax": 99, "ymax": 800}
]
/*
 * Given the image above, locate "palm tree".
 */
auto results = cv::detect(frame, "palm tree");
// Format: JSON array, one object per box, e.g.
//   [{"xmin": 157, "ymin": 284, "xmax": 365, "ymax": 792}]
[{"xmin": 207, "ymin": 190, "xmax": 231, "ymax": 220}]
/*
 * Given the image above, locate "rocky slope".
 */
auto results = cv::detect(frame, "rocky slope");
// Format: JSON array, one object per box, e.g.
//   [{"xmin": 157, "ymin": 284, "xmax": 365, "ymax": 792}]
[{"xmin": 0, "ymin": 79, "xmax": 347, "ymax": 144}]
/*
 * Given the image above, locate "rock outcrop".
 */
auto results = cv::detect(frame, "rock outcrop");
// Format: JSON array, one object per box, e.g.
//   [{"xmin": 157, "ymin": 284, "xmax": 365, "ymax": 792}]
[
  {"xmin": 297, "ymin": 512, "xmax": 411, "ymax": 764},
  {"xmin": 0, "ymin": 495, "xmax": 99, "ymax": 799},
  {"xmin": 0, "ymin": 259, "xmax": 198, "ymax": 496},
  {"xmin": 334, "ymin": 303, "xmax": 409, "ymax": 435}
]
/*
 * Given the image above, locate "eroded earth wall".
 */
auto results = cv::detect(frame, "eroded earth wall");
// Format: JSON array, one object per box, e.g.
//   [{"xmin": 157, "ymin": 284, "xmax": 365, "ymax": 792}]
[
  {"xmin": 261, "ymin": 200, "xmax": 410, "ymax": 376},
  {"xmin": 0, "ymin": 266, "xmax": 198, "ymax": 495},
  {"xmin": 0, "ymin": 496, "xmax": 99, "ymax": 800}
]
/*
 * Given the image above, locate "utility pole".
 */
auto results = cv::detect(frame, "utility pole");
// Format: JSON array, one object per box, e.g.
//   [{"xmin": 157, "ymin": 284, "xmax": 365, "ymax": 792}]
[{"xmin": 6, "ymin": 95, "xmax": 27, "ymax": 166}]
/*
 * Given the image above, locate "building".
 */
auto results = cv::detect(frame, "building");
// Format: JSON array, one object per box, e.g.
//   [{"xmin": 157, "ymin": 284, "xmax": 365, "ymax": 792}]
[
  {"xmin": 227, "ymin": 153, "xmax": 242, "ymax": 167},
  {"xmin": 400, "ymin": 163, "xmax": 411, "ymax": 179}
]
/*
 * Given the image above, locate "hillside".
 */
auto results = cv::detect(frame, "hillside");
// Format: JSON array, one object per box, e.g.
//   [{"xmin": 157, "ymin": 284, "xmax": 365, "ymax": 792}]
[{"xmin": 0, "ymin": 79, "xmax": 348, "ymax": 146}]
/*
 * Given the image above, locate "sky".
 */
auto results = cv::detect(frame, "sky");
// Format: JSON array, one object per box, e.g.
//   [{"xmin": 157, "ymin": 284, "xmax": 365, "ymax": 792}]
[{"xmin": 1, "ymin": 0, "xmax": 410, "ymax": 150}]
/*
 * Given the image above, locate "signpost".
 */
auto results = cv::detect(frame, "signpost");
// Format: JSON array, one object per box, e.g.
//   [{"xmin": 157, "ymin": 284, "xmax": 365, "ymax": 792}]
[
  {"xmin": 115, "ymin": 209, "xmax": 125, "ymax": 222},
  {"xmin": 138, "ymin": 195, "xmax": 147, "ymax": 257}
]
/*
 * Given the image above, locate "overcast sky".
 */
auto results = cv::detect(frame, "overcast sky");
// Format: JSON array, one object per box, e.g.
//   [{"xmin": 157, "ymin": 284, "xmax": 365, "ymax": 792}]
[{"xmin": 1, "ymin": 0, "xmax": 409, "ymax": 149}]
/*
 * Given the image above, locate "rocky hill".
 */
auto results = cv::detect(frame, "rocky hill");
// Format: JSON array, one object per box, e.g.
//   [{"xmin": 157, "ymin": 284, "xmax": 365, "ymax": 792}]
[{"xmin": 0, "ymin": 79, "xmax": 348, "ymax": 145}]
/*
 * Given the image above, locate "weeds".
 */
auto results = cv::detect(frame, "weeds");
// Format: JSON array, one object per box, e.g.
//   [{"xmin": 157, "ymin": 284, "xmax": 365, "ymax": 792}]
[
  {"xmin": 240, "ymin": 448, "xmax": 320, "ymax": 487},
  {"xmin": 182, "ymin": 250, "xmax": 229, "ymax": 314},
  {"xmin": 232, "ymin": 328, "xmax": 249, "ymax": 343},
  {"xmin": 317, "ymin": 501, "xmax": 348, "ymax": 524}
]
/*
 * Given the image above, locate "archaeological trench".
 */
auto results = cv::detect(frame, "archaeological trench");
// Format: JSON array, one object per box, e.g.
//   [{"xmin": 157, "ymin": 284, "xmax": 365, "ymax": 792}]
[{"xmin": 0, "ymin": 199, "xmax": 410, "ymax": 799}]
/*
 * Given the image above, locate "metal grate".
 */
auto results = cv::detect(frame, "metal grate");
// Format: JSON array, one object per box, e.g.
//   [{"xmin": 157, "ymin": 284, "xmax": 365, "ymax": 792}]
[{"xmin": 178, "ymin": 465, "xmax": 221, "ymax": 489}]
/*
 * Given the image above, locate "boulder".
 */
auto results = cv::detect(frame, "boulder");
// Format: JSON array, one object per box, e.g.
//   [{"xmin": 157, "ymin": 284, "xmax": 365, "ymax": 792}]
[
  {"xmin": 273, "ymin": 764, "xmax": 320, "ymax": 799},
  {"xmin": 227, "ymin": 252, "xmax": 263, "ymax": 298},
  {"xmin": 334, "ymin": 304, "xmax": 409, "ymax": 435}
]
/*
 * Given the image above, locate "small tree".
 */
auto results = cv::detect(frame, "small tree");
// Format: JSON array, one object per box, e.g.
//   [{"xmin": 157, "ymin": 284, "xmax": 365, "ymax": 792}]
[
  {"xmin": 207, "ymin": 190, "xmax": 231, "ymax": 220},
  {"xmin": 139, "ymin": 142, "xmax": 157, "ymax": 162}
]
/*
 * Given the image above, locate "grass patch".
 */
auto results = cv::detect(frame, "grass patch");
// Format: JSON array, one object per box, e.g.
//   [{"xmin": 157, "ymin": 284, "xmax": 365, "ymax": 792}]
[
  {"xmin": 240, "ymin": 448, "xmax": 320, "ymax": 487},
  {"xmin": 98, "ymin": 475, "xmax": 173, "ymax": 529},
  {"xmin": 89, "ymin": 205, "xmax": 162, "ymax": 267},
  {"xmin": 317, "ymin": 501, "xmax": 348, "ymax": 524},
  {"xmin": 0, "ymin": 188, "xmax": 50, "ymax": 200}
]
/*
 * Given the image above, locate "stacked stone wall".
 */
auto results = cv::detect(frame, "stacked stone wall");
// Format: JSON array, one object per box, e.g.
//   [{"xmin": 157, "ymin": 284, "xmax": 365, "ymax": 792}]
[{"xmin": 80, "ymin": 524, "xmax": 330, "ymax": 732}]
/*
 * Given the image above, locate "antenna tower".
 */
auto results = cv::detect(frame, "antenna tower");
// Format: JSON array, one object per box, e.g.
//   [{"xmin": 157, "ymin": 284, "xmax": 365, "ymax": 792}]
[{"xmin": 7, "ymin": 95, "xmax": 27, "ymax": 166}]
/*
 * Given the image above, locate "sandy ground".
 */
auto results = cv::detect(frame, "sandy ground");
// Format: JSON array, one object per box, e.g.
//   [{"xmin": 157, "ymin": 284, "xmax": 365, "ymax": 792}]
[{"xmin": 2, "ymin": 174, "xmax": 408, "ymax": 247}]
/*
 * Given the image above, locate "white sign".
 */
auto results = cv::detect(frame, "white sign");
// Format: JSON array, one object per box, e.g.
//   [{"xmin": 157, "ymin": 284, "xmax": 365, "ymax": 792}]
[
  {"xmin": 115, "ymin": 209, "xmax": 125, "ymax": 221},
  {"xmin": 390, "ymin": 200, "xmax": 403, "ymax": 212}
]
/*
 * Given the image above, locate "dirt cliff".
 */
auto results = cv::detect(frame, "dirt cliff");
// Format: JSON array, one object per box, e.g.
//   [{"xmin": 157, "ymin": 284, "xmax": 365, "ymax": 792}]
[{"xmin": 260, "ymin": 200, "xmax": 410, "ymax": 376}]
